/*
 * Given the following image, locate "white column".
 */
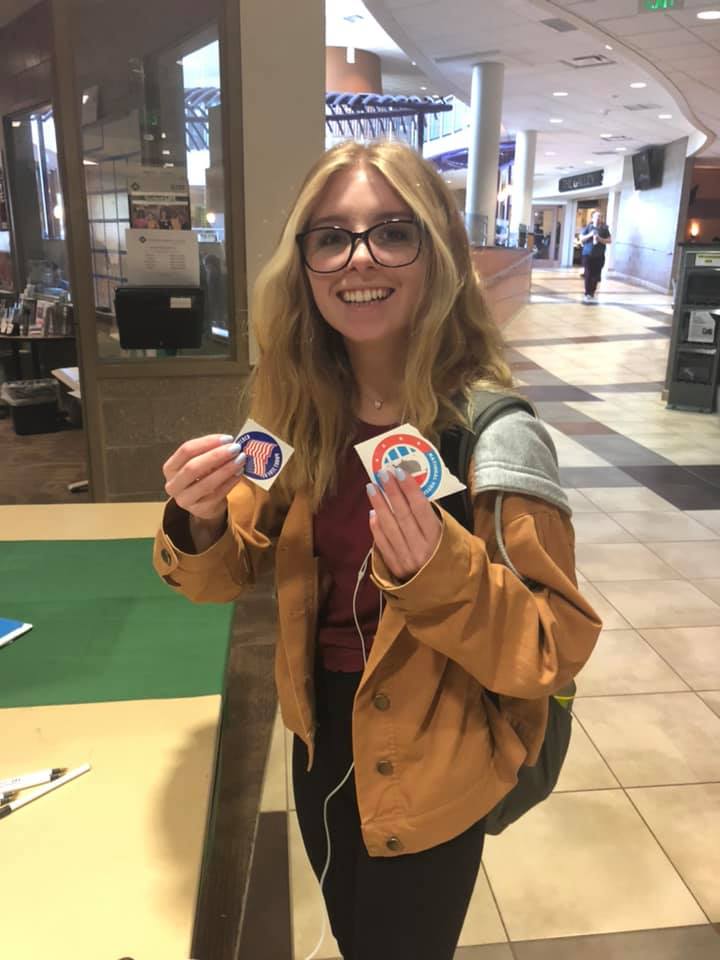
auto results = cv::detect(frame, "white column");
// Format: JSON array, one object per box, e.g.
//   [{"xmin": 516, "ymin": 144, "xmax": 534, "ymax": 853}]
[
  {"xmin": 465, "ymin": 62, "xmax": 505, "ymax": 246},
  {"xmin": 509, "ymin": 129, "xmax": 537, "ymax": 243},
  {"xmin": 604, "ymin": 189, "xmax": 621, "ymax": 271},
  {"xmin": 239, "ymin": 0, "xmax": 325, "ymax": 363}
]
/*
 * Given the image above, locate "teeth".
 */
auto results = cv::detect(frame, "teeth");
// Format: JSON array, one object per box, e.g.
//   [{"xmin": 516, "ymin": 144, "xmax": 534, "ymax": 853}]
[{"xmin": 339, "ymin": 288, "xmax": 393, "ymax": 304}]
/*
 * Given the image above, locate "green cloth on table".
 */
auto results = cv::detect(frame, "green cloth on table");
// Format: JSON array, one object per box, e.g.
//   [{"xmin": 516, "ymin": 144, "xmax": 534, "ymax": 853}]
[{"xmin": 0, "ymin": 539, "xmax": 233, "ymax": 708}]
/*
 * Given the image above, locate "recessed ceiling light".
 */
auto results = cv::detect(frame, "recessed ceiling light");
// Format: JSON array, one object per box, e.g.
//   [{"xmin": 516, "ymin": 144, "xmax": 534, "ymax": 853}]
[
  {"xmin": 411, "ymin": 60, "xmax": 417, "ymax": 66},
  {"xmin": 545, "ymin": 151, "xmax": 556, "ymax": 156},
  {"xmin": 584, "ymin": 160, "xmax": 594, "ymax": 165},
  {"xmin": 553, "ymin": 91, "xmax": 569, "ymax": 97},
  {"xmin": 615, "ymin": 146, "xmax": 627, "ymax": 152},
  {"xmin": 697, "ymin": 10, "xmax": 720, "ymax": 19},
  {"xmin": 420, "ymin": 85, "xmax": 427, "ymax": 91},
  {"xmin": 550, "ymin": 117, "xmax": 563, "ymax": 123},
  {"xmin": 658, "ymin": 113, "xmax": 673, "ymax": 119},
  {"xmin": 600, "ymin": 133, "xmax": 613, "ymax": 139},
  {"xmin": 630, "ymin": 81, "xmax": 647, "ymax": 89},
  {"xmin": 605, "ymin": 44, "xmax": 613, "ymax": 51}
]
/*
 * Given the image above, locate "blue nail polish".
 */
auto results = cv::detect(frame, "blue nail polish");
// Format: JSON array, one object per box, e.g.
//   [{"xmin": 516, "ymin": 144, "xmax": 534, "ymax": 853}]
[
  {"xmin": 366, "ymin": 482, "xmax": 378, "ymax": 498},
  {"xmin": 218, "ymin": 434, "xmax": 234, "ymax": 443},
  {"xmin": 369, "ymin": 509, "xmax": 376, "ymax": 519},
  {"xmin": 395, "ymin": 467, "xmax": 406, "ymax": 481},
  {"xmin": 234, "ymin": 452, "xmax": 247, "ymax": 465},
  {"xmin": 379, "ymin": 469, "xmax": 391, "ymax": 486},
  {"xmin": 225, "ymin": 442, "xmax": 241, "ymax": 455}
]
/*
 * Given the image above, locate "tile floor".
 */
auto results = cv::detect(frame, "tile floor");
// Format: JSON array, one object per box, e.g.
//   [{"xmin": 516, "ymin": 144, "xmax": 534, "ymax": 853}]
[{"xmin": 249, "ymin": 269, "xmax": 720, "ymax": 958}]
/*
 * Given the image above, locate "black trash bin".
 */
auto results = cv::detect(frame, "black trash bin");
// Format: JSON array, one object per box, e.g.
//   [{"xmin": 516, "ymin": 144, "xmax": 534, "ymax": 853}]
[{"xmin": 0, "ymin": 379, "xmax": 60, "ymax": 435}]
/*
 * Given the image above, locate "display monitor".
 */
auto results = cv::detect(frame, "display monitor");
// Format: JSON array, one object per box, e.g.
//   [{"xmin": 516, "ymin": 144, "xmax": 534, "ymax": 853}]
[{"xmin": 632, "ymin": 147, "xmax": 664, "ymax": 190}]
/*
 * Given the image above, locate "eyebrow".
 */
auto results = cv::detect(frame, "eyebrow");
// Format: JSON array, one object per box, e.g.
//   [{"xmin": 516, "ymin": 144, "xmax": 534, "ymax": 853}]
[{"xmin": 308, "ymin": 211, "xmax": 413, "ymax": 228}]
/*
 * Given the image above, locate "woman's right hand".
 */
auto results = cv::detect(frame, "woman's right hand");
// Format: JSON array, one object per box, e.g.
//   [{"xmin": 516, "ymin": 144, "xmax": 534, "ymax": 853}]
[{"xmin": 163, "ymin": 434, "xmax": 247, "ymax": 527}]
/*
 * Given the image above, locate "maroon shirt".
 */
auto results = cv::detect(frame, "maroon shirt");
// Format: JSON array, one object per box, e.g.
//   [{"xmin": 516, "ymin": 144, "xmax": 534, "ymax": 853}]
[{"xmin": 314, "ymin": 420, "xmax": 392, "ymax": 672}]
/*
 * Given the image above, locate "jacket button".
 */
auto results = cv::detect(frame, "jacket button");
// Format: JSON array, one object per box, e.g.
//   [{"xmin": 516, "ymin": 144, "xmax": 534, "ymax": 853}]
[
  {"xmin": 160, "ymin": 548, "xmax": 172, "ymax": 565},
  {"xmin": 386, "ymin": 836, "xmax": 403, "ymax": 852},
  {"xmin": 376, "ymin": 760, "xmax": 394, "ymax": 776},
  {"xmin": 373, "ymin": 692, "xmax": 390, "ymax": 711}
]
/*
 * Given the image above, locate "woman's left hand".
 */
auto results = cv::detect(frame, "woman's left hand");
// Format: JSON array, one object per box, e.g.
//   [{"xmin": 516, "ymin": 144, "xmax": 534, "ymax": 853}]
[{"xmin": 366, "ymin": 467, "xmax": 442, "ymax": 582}]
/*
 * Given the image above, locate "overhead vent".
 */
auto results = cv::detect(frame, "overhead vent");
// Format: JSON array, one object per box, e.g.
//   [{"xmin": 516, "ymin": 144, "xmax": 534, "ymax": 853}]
[
  {"xmin": 434, "ymin": 49, "xmax": 500, "ymax": 63},
  {"xmin": 540, "ymin": 17, "xmax": 578, "ymax": 32},
  {"xmin": 342, "ymin": 13, "xmax": 364, "ymax": 22},
  {"xmin": 624, "ymin": 103, "xmax": 662, "ymax": 112},
  {"xmin": 599, "ymin": 134, "xmax": 632, "ymax": 142},
  {"xmin": 561, "ymin": 54, "xmax": 616, "ymax": 68}
]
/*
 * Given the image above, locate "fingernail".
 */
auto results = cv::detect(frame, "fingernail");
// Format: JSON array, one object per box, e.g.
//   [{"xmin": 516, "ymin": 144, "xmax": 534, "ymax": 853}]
[
  {"xmin": 395, "ymin": 467, "xmax": 406, "ymax": 481},
  {"xmin": 226, "ymin": 443, "xmax": 242, "ymax": 456},
  {"xmin": 366, "ymin": 482, "xmax": 377, "ymax": 498},
  {"xmin": 234, "ymin": 452, "xmax": 247, "ymax": 465},
  {"xmin": 379, "ymin": 469, "xmax": 391, "ymax": 486},
  {"xmin": 218, "ymin": 434, "xmax": 234, "ymax": 443},
  {"xmin": 369, "ymin": 509, "xmax": 376, "ymax": 519}
]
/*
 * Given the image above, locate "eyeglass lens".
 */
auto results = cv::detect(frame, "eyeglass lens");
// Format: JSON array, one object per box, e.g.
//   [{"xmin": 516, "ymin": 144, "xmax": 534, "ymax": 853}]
[{"xmin": 302, "ymin": 221, "xmax": 421, "ymax": 272}]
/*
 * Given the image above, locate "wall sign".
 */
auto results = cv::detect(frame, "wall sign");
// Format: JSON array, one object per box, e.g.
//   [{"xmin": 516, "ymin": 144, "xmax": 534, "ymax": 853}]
[
  {"xmin": 559, "ymin": 169, "xmax": 604, "ymax": 193},
  {"xmin": 639, "ymin": 0, "xmax": 683, "ymax": 10}
]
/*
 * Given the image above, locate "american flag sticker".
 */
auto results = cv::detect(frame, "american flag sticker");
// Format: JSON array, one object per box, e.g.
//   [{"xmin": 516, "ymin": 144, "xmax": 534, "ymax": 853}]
[{"xmin": 234, "ymin": 419, "xmax": 294, "ymax": 490}]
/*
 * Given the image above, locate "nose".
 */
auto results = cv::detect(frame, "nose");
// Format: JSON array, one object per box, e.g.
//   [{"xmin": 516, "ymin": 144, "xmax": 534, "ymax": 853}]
[{"xmin": 347, "ymin": 236, "xmax": 374, "ymax": 269}]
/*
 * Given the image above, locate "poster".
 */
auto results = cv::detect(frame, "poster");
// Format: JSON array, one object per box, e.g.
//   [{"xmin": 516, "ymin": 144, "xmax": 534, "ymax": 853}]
[
  {"xmin": 125, "ymin": 228, "xmax": 200, "ymax": 286},
  {"xmin": 127, "ymin": 166, "xmax": 191, "ymax": 231}
]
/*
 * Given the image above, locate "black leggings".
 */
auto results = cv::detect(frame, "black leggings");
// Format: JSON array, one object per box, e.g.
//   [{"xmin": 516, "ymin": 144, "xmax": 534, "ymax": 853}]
[
  {"xmin": 582, "ymin": 254, "xmax": 604, "ymax": 296},
  {"xmin": 292, "ymin": 667, "xmax": 486, "ymax": 960}
]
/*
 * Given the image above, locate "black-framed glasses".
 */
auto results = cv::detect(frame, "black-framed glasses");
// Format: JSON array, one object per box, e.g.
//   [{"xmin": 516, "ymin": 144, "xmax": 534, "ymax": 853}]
[{"xmin": 296, "ymin": 218, "xmax": 422, "ymax": 274}]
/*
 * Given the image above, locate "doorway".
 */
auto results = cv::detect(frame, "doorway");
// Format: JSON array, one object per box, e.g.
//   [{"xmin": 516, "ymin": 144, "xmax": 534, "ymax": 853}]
[
  {"xmin": 531, "ymin": 205, "xmax": 564, "ymax": 265},
  {"xmin": 573, "ymin": 197, "xmax": 609, "ymax": 265}
]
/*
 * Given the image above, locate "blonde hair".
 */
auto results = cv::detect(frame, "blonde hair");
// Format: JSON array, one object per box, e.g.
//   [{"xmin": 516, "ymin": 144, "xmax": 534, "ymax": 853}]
[{"xmin": 246, "ymin": 140, "xmax": 513, "ymax": 509}]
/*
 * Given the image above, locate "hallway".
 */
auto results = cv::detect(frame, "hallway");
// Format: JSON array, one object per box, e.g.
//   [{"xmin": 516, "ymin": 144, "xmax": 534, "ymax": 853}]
[{"xmin": 245, "ymin": 269, "xmax": 720, "ymax": 959}]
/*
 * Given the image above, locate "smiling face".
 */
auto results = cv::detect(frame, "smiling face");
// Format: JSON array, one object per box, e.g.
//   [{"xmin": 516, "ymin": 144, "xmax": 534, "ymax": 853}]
[{"xmin": 303, "ymin": 164, "xmax": 427, "ymax": 348}]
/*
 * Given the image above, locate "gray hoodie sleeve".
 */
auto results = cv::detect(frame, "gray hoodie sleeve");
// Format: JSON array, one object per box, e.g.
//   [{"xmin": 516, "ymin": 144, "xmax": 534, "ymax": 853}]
[{"xmin": 471, "ymin": 409, "xmax": 571, "ymax": 516}]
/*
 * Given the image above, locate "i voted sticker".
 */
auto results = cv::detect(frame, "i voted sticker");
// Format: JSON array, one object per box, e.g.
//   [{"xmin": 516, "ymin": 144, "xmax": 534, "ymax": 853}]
[
  {"xmin": 354, "ymin": 423, "xmax": 466, "ymax": 502},
  {"xmin": 371, "ymin": 432, "xmax": 443, "ymax": 499},
  {"xmin": 234, "ymin": 418, "xmax": 294, "ymax": 490}
]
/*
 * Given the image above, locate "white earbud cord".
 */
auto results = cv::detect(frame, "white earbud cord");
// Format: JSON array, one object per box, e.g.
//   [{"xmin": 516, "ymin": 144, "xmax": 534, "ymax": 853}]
[{"xmin": 305, "ymin": 547, "xmax": 380, "ymax": 960}]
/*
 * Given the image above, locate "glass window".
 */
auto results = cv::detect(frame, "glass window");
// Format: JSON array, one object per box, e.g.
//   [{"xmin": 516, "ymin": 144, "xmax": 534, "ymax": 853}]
[
  {"xmin": 4, "ymin": 107, "xmax": 71, "ymax": 300},
  {"xmin": 0, "ymin": 159, "xmax": 14, "ymax": 292},
  {"xmin": 72, "ymin": 14, "xmax": 230, "ymax": 361}
]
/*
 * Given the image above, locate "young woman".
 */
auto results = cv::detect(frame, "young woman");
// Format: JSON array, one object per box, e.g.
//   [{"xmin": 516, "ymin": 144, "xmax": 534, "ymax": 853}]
[{"xmin": 154, "ymin": 140, "xmax": 600, "ymax": 960}]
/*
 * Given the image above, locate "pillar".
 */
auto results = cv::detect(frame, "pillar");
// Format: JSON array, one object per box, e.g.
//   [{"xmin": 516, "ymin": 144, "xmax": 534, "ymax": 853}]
[
  {"xmin": 464, "ymin": 62, "xmax": 504, "ymax": 246},
  {"xmin": 509, "ymin": 129, "xmax": 536, "ymax": 244}
]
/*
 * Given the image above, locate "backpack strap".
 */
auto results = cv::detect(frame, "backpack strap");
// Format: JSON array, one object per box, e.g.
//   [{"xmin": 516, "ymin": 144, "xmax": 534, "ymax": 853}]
[
  {"xmin": 439, "ymin": 390, "xmax": 542, "ymax": 589},
  {"xmin": 459, "ymin": 391, "xmax": 536, "ymax": 528}
]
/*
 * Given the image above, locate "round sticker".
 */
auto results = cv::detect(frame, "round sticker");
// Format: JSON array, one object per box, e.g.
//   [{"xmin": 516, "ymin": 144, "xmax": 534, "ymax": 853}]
[
  {"xmin": 371, "ymin": 432, "xmax": 442, "ymax": 499},
  {"xmin": 238, "ymin": 430, "xmax": 284, "ymax": 481}
]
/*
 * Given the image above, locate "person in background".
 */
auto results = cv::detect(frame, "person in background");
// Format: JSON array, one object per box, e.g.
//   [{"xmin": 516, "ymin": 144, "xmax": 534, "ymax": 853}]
[
  {"xmin": 580, "ymin": 209, "xmax": 611, "ymax": 304},
  {"xmin": 153, "ymin": 140, "xmax": 600, "ymax": 960}
]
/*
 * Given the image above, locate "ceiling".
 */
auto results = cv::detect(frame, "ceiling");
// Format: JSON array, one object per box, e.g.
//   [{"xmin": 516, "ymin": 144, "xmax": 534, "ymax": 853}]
[
  {"xmin": 354, "ymin": 0, "xmax": 720, "ymax": 176},
  {"xmin": 0, "ymin": 0, "xmax": 38, "ymax": 30},
  {"xmin": 326, "ymin": 0, "xmax": 429, "ymax": 94}
]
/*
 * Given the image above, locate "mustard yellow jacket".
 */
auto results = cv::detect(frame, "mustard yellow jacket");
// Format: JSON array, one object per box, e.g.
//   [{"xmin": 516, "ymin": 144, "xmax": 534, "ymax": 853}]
[{"xmin": 154, "ymin": 479, "xmax": 600, "ymax": 858}]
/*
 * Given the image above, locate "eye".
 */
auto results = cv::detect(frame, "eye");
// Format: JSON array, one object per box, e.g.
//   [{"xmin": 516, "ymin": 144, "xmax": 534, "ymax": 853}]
[
  {"xmin": 374, "ymin": 222, "xmax": 416, "ymax": 244},
  {"xmin": 314, "ymin": 229, "xmax": 347, "ymax": 249}
]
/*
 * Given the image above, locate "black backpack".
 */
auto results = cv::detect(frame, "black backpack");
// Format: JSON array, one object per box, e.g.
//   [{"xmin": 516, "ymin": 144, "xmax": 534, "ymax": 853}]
[{"xmin": 439, "ymin": 391, "xmax": 575, "ymax": 835}]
